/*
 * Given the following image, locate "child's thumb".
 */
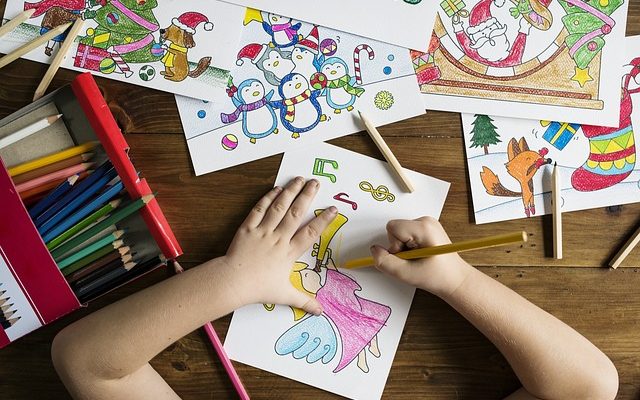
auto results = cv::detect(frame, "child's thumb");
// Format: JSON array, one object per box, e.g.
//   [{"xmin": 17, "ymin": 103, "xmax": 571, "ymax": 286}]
[
  {"xmin": 291, "ymin": 289, "xmax": 324, "ymax": 316},
  {"xmin": 371, "ymin": 245, "xmax": 409, "ymax": 278}
]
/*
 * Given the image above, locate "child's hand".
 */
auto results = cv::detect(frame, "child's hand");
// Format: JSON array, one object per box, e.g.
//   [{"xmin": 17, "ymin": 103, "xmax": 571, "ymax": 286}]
[
  {"xmin": 223, "ymin": 177, "xmax": 337, "ymax": 316},
  {"xmin": 370, "ymin": 217, "xmax": 472, "ymax": 297}
]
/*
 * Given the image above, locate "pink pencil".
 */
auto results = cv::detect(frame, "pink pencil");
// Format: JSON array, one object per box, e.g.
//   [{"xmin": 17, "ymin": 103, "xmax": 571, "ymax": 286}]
[
  {"xmin": 15, "ymin": 162, "xmax": 93, "ymax": 193},
  {"xmin": 171, "ymin": 261, "xmax": 250, "ymax": 400}
]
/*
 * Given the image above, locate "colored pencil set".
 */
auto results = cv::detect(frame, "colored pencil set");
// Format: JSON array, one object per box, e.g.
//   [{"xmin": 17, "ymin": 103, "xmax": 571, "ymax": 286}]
[{"xmin": 0, "ymin": 284, "xmax": 20, "ymax": 330}]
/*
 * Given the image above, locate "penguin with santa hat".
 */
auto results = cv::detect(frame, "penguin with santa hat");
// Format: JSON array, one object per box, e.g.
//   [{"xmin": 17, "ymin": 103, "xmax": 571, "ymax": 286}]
[{"xmin": 236, "ymin": 42, "xmax": 295, "ymax": 86}]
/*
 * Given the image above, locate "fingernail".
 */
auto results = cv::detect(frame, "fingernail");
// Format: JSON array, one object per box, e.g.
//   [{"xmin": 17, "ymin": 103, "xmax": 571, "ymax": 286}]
[
  {"xmin": 328, "ymin": 206, "xmax": 337, "ymax": 213},
  {"xmin": 273, "ymin": 186, "xmax": 282, "ymax": 193},
  {"xmin": 295, "ymin": 176, "xmax": 304, "ymax": 184},
  {"xmin": 310, "ymin": 179, "xmax": 319, "ymax": 188},
  {"xmin": 313, "ymin": 306, "xmax": 323, "ymax": 315}
]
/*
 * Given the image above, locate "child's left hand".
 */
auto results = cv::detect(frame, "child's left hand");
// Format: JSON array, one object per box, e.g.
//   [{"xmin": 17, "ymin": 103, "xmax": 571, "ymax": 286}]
[{"xmin": 223, "ymin": 177, "xmax": 337, "ymax": 316}]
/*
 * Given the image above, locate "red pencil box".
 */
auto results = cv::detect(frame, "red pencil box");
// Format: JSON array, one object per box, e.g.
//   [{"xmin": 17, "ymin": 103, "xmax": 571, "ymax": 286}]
[{"xmin": 0, "ymin": 73, "xmax": 182, "ymax": 349}]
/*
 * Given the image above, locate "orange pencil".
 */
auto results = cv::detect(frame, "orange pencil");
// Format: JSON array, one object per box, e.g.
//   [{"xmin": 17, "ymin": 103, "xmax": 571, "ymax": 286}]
[
  {"xmin": 15, "ymin": 163, "xmax": 93, "ymax": 193},
  {"xmin": 20, "ymin": 171, "xmax": 89, "ymax": 201},
  {"xmin": 12, "ymin": 153, "xmax": 93, "ymax": 184}
]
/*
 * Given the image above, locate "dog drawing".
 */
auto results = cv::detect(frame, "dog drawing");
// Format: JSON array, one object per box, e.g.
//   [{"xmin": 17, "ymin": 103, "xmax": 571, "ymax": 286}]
[
  {"xmin": 480, "ymin": 137, "xmax": 552, "ymax": 217},
  {"xmin": 159, "ymin": 24, "xmax": 211, "ymax": 82}
]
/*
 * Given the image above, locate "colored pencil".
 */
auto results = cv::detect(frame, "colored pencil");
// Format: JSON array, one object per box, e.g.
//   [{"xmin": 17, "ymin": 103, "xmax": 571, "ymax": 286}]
[
  {"xmin": 33, "ymin": 18, "xmax": 84, "ymax": 101},
  {"xmin": 75, "ymin": 257, "xmax": 156, "ymax": 300},
  {"xmin": 0, "ymin": 114, "xmax": 62, "ymax": 150},
  {"xmin": 14, "ymin": 153, "xmax": 93, "ymax": 185},
  {"xmin": 15, "ymin": 162, "xmax": 92, "ymax": 193},
  {"xmin": 8, "ymin": 141, "xmax": 99, "ymax": 177},
  {"xmin": 0, "ymin": 9, "xmax": 35, "ymax": 40},
  {"xmin": 37, "ymin": 167, "xmax": 117, "ymax": 234},
  {"xmin": 1, "ymin": 304, "xmax": 14, "ymax": 313},
  {"xmin": 50, "ymin": 195, "xmax": 154, "ymax": 258},
  {"xmin": 64, "ymin": 249, "xmax": 123, "ymax": 282},
  {"xmin": 0, "ymin": 22, "xmax": 72, "ymax": 69},
  {"xmin": 358, "ymin": 110, "xmax": 415, "ymax": 193},
  {"xmin": 62, "ymin": 245, "xmax": 130, "ymax": 276},
  {"xmin": 73, "ymin": 256, "xmax": 135, "ymax": 288},
  {"xmin": 2, "ymin": 310, "xmax": 17, "ymax": 319},
  {"xmin": 0, "ymin": 298, "xmax": 9, "ymax": 307},
  {"xmin": 58, "ymin": 239, "xmax": 124, "ymax": 270},
  {"xmin": 343, "ymin": 231, "xmax": 529, "ymax": 269},
  {"xmin": 67, "ymin": 254, "xmax": 133, "ymax": 285},
  {"xmin": 1, "ymin": 317, "xmax": 20, "ymax": 329},
  {"xmin": 28, "ymin": 173, "xmax": 81, "ymax": 218},
  {"xmin": 609, "ymin": 224, "xmax": 640, "ymax": 269},
  {"xmin": 0, "ymin": 290, "xmax": 6, "ymax": 297},
  {"xmin": 42, "ymin": 180, "xmax": 124, "ymax": 243},
  {"xmin": 552, "ymin": 163, "xmax": 563, "ymax": 260},
  {"xmin": 55, "ymin": 230, "xmax": 125, "ymax": 264}
]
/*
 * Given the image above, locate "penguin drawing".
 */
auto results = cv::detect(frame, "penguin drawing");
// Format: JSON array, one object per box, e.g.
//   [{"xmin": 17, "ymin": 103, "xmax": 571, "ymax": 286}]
[
  {"xmin": 272, "ymin": 73, "xmax": 327, "ymax": 138},
  {"xmin": 291, "ymin": 26, "xmax": 324, "ymax": 81},
  {"xmin": 321, "ymin": 57, "xmax": 365, "ymax": 114},
  {"xmin": 262, "ymin": 13, "xmax": 303, "ymax": 49},
  {"xmin": 220, "ymin": 79, "xmax": 278, "ymax": 144}
]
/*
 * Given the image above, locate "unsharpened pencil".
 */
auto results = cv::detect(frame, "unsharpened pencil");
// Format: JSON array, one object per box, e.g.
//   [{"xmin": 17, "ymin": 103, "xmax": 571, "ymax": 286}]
[
  {"xmin": 1, "ymin": 316, "xmax": 20, "ymax": 329},
  {"xmin": 552, "ymin": 163, "xmax": 563, "ymax": 260},
  {"xmin": 33, "ymin": 18, "xmax": 84, "ymax": 101},
  {"xmin": 15, "ymin": 162, "xmax": 92, "ymax": 193},
  {"xmin": 358, "ymin": 110, "xmax": 415, "ymax": 193},
  {"xmin": 8, "ymin": 141, "xmax": 98, "ymax": 177},
  {"xmin": 609, "ymin": 224, "xmax": 640, "ymax": 269},
  {"xmin": 14, "ymin": 153, "xmax": 92, "ymax": 185},
  {"xmin": 0, "ymin": 22, "xmax": 72, "ymax": 69},
  {"xmin": 0, "ymin": 114, "xmax": 62, "ymax": 150},
  {"xmin": 0, "ymin": 9, "xmax": 35, "ymax": 40},
  {"xmin": 67, "ymin": 253, "xmax": 133, "ymax": 285},
  {"xmin": 58, "ymin": 239, "xmax": 124, "ymax": 270},
  {"xmin": 343, "ymin": 231, "xmax": 528, "ymax": 269}
]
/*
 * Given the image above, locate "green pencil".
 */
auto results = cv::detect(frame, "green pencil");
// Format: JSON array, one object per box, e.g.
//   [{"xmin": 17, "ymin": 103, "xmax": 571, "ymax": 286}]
[
  {"xmin": 47, "ymin": 198, "xmax": 123, "ymax": 251},
  {"xmin": 49, "ymin": 194, "xmax": 153, "ymax": 260},
  {"xmin": 55, "ymin": 230, "xmax": 125, "ymax": 265},
  {"xmin": 62, "ymin": 244, "xmax": 130, "ymax": 276}
]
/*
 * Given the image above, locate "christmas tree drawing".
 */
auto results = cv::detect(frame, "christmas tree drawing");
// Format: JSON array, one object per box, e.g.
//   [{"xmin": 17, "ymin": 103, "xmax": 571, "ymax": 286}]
[{"xmin": 470, "ymin": 114, "xmax": 501, "ymax": 155}]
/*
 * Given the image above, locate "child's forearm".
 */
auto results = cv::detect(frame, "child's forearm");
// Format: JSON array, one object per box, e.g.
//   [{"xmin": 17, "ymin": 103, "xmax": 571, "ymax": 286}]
[{"xmin": 439, "ymin": 261, "xmax": 618, "ymax": 400}]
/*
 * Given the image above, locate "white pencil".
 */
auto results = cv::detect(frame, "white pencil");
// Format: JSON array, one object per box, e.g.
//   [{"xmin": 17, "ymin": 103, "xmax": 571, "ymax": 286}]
[
  {"xmin": 552, "ymin": 162, "xmax": 563, "ymax": 260},
  {"xmin": 0, "ymin": 9, "xmax": 35, "ymax": 40},
  {"xmin": 0, "ymin": 114, "xmax": 63, "ymax": 149}
]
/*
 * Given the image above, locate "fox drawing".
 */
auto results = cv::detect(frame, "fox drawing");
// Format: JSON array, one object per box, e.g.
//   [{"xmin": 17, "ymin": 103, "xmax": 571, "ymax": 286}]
[{"xmin": 480, "ymin": 137, "xmax": 553, "ymax": 217}]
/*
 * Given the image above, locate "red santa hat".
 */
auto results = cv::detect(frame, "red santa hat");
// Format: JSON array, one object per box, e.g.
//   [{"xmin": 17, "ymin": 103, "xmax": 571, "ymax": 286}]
[
  {"xmin": 467, "ymin": 0, "xmax": 500, "ymax": 36},
  {"xmin": 172, "ymin": 12, "xmax": 214, "ymax": 35},
  {"xmin": 297, "ymin": 26, "xmax": 319, "ymax": 54},
  {"xmin": 236, "ymin": 43, "xmax": 268, "ymax": 66}
]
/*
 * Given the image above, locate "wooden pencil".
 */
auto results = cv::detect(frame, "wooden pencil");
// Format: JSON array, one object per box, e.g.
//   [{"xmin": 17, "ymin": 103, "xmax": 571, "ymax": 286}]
[
  {"xmin": 13, "ymin": 153, "xmax": 92, "ymax": 185},
  {"xmin": 64, "ymin": 248, "xmax": 123, "ymax": 281},
  {"xmin": 343, "ymin": 231, "xmax": 528, "ymax": 269},
  {"xmin": 55, "ymin": 230, "xmax": 124, "ymax": 264},
  {"xmin": 15, "ymin": 162, "xmax": 92, "ymax": 193},
  {"xmin": 0, "ymin": 9, "xmax": 35, "ymax": 40},
  {"xmin": 62, "ymin": 246, "xmax": 130, "ymax": 276},
  {"xmin": 73, "ymin": 257, "xmax": 136, "ymax": 288},
  {"xmin": 552, "ymin": 163, "xmax": 563, "ymax": 260},
  {"xmin": 67, "ymin": 253, "xmax": 133, "ymax": 285},
  {"xmin": 0, "ymin": 304, "xmax": 14, "ymax": 313},
  {"xmin": 0, "ymin": 22, "xmax": 72, "ymax": 69},
  {"xmin": 1, "ymin": 317, "xmax": 20, "ymax": 329},
  {"xmin": 58, "ymin": 239, "xmax": 124, "ymax": 270},
  {"xmin": 358, "ymin": 110, "xmax": 415, "ymax": 193},
  {"xmin": 2, "ymin": 310, "xmax": 17, "ymax": 319},
  {"xmin": 28, "ymin": 173, "xmax": 82, "ymax": 218},
  {"xmin": 8, "ymin": 141, "xmax": 99, "ymax": 177},
  {"xmin": 75, "ymin": 257, "xmax": 156, "ymax": 300},
  {"xmin": 0, "ymin": 298, "xmax": 10, "ymax": 307},
  {"xmin": 33, "ymin": 18, "xmax": 84, "ymax": 101},
  {"xmin": 609, "ymin": 224, "xmax": 640, "ymax": 269},
  {"xmin": 0, "ymin": 114, "xmax": 63, "ymax": 150}
]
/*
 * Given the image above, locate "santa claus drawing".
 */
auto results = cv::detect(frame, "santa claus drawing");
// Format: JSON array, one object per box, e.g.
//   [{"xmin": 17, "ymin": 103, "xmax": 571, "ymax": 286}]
[{"xmin": 453, "ymin": 0, "xmax": 552, "ymax": 68}]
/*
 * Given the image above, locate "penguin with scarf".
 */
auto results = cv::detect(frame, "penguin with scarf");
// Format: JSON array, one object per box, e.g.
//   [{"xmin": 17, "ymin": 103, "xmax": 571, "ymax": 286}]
[
  {"xmin": 271, "ymin": 73, "xmax": 327, "ymax": 138},
  {"xmin": 262, "ymin": 13, "xmax": 303, "ymax": 49}
]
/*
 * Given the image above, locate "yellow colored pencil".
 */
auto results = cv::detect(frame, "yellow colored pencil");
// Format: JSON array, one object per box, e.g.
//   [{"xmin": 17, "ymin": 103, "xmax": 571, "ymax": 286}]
[
  {"xmin": 8, "ymin": 141, "xmax": 99, "ymax": 177},
  {"xmin": 343, "ymin": 231, "xmax": 528, "ymax": 269}
]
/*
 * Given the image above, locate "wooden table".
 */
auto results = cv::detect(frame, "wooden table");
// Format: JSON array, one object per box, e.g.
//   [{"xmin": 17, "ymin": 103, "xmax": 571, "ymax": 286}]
[{"xmin": 1, "ymin": 3, "xmax": 640, "ymax": 398}]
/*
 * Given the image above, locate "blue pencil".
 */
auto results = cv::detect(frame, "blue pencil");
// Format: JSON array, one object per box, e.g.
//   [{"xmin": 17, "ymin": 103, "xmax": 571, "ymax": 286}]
[
  {"xmin": 28, "ymin": 174, "xmax": 82, "ymax": 219},
  {"xmin": 41, "ymin": 180, "xmax": 124, "ymax": 243},
  {"xmin": 38, "ymin": 168, "xmax": 118, "ymax": 236},
  {"xmin": 34, "ymin": 160, "xmax": 113, "ymax": 228}
]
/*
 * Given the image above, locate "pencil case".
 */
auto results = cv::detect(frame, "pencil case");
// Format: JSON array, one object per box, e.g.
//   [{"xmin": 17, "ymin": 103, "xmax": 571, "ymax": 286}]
[{"xmin": 0, "ymin": 73, "xmax": 182, "ymax": 349}]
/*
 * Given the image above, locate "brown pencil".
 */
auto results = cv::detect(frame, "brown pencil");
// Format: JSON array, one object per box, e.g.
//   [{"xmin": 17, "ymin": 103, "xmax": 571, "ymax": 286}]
[
  {"xmin": 12, "ymin": 153, "xmax": 93, "ymax": 184},
  {"xmin": 66, "ymin": 253, "xmax": 133, "ymax": 285}
]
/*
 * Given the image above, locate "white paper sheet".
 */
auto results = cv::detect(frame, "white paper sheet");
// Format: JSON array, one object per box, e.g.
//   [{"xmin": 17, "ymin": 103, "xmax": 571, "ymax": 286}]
[
  {"xmin": 177, "ymin": 13, "xmax": 425, "ymax": 175},
  {"xmin": 414, "ymin": 0, "xmax": 628, "ymax": 126},
  {"xmin": 0, "ymin": 0, "xmax": 245, "ymax": 101},
  {"xmin": 463, "ymin": 35, "xmax": 640, "ymax": 225},
  {"xmin": 218, "ymin": 0, "xmax": 437, "ymax": 51},
  {"xmin": 225, "ymin": 143, "xmax": 450, "ymax": 400}
]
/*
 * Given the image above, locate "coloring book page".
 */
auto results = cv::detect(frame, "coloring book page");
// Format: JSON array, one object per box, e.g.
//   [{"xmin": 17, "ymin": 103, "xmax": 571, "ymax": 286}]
[
  {"xmin": 225, "ymin": 143, "xmax": 450, "ymax": 400},
  {"xmin": 413, "ymin": 0, "xmax": 628, "ymax": 126},
  {"xmin": 463, "ymin": 34, "xmax": 640, "ymax": 225},
  {"xmin": 218, "ymin": 1, "xmax": 437, "ymax": 51},
  {"xmin": 176, "ymin": 10, "xmax": 425, "ymax": 176},
  {"xmin": 0, "ymin": 0, "xmax": 245, "ymax": 101}
]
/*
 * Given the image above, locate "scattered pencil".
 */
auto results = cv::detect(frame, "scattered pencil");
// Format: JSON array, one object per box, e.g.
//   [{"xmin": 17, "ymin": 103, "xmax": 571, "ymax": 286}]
[
  {"xmin": 609, "ymin": 224, "xmax": 640, "ymax": 269},
  {"xmin": 343, "ymin": 231, "xmax": 528, "ymax": 269},
  {"xmin": 0, "ymin": 114, "xmax": 62, "ymax": 150},
  {"xmin": 15, "ymin": 162, "xmax": 93, "ymax": 193},
  {"xmin": 14, "ymin": 153, "xmax": 93, "ymax": 185},
  {"xmin": 33, "ymin": 18, "xmax": 84, "ymax": 101},
  {"xmin": 358, "ymin": 110, "xmax": 415, "ymax": 193},
  {"xmin": 552, "ymin": 163, "xmax": 563, "ymax": 260},
  {"xmin": 0, "ymin": 9, "xmax": 35, "ymax": 40},
  {"xmin": 8, "ymin": 141, "xmax": 99, "ymax": 177},
  {"xmin": 0, "ymin": 22, "xmax": 72, "ymax": 69}
]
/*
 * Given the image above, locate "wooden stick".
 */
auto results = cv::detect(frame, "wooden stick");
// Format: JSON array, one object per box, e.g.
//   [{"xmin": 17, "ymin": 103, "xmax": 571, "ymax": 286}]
[
  {"xmin": 33, "ymin": 18, "xmax": 84, "ymax": 101},
  {"xmin": 0, "ymin": 9, "xmax": 35, "ymax": 40},
  {"xmin": 343, "ymin": 231, "xmax": 528, "ymax": 269},
  {"xmin": 609, "ymin": 225, "xmax": 640, "ymax": 269},
  {"xmin": 357, "ymin": 110, "xmax": 415, "ymax": 193},
  {"xmin": 552, "ymin": 163, "xmax": 563, "ymax": 260},
  {"xmin": 0, "ymin": 22, "xmax": 72, "ymax": 70}
]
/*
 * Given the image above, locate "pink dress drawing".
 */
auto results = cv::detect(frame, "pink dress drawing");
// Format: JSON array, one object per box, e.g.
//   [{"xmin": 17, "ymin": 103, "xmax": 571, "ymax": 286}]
[{"xmin": 316, "ymin": 269, "xmax": 391, "ymax": 373}]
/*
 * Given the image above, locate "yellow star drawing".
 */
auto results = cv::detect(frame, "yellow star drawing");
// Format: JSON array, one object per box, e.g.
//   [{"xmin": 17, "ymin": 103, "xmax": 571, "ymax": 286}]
[
  {"xmin": 571, "ymin": 66, "xmax": 594, "ymax": 87},
  {"xmin": 244, "ymin": 8, "xmax": 263, "ymax": 26}
]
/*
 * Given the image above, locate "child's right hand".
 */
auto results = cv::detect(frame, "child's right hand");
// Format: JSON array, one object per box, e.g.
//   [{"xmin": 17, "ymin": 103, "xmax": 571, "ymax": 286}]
[{"xmin": 370, "ymin": 217, "xmax": 472, "ymax": 297}]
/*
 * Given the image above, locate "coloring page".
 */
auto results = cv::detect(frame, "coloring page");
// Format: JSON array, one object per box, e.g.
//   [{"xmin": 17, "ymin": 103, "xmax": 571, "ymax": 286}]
[
  {"xmin": 463, "ymin": 35, "xmax": 640, "ymax": 225},
  {"xmin": 177, "ymin": 9, "xmax": 425, "ymax": 176},
  {"xmin": 225, "ymin": 143, "xmax": 450, "ymax": 400},
  {"xmin": 0, "ymin": 0, "xmax": 246, "ymax": 101},
  {"xmin": 217, "ymin": 1, "xmax": 437, "ymax": 51},
  {"xmin": 414, "ymin": 0, "xmax": 628, "ymax": 126}
]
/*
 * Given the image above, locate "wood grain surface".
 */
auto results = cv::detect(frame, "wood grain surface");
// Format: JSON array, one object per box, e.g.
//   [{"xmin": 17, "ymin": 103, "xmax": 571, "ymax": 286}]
[{"xmin": 1, "ymin": 1, "xmax": 640, "ymax": 398}]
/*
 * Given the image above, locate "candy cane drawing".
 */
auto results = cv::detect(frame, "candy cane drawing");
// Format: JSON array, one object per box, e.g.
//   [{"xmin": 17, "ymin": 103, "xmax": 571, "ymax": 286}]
[{"xmin": 353, "ymin": 44, "xmax": 375, "ymax": 84}]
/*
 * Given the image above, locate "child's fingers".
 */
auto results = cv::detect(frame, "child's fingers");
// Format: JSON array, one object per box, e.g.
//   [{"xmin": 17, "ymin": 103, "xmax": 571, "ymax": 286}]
[
  {"xmin": 276, "ymin": 179, "xmax": 320, "ymax": 236},
  {"xmin": 242, "ymin": 186, "xmax": 283, "ymax": 228},
  {"xmin": 289, "ymin": 288, "xmax": 323, "ymax": 316},
  {"xmin": 371, "ymin": 245, "xmax": 412, "ymax": 282},
  {"xmin": 386, "ymin": 220, "xmax": 421, "ymax": 251},
  {"xmin": 259, "ymin": 177, "xmax": 306, "ymax": 231},
  {"xmin": 291, "ymin": 207, "xmax": 338, "ymax": 253}
]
